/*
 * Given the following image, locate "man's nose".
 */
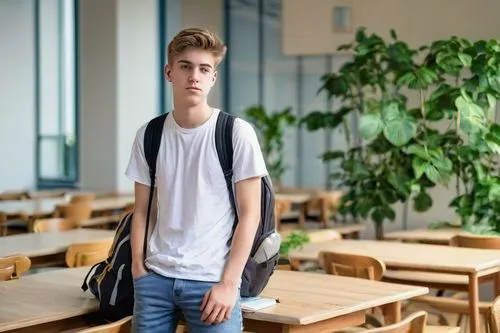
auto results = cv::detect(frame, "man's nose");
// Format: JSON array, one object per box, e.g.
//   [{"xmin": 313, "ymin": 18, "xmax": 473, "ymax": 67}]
[{"xmin": 189, "ymin": 69, "xmax": 200, "ymax": 82}]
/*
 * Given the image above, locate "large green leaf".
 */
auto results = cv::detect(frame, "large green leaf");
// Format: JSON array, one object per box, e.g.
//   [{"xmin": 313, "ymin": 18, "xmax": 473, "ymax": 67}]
[
  {"xmin": 432, "ymin": 157, "xmax": 453, "ymax": 172},
  {"xmin": 412, "ymin": 157, "xmax": 428, "ymax": 179},
  {"xmin": 489, "ymin": 183, "xmax": 500, "ymax": 201},
  {"xmin": 424, "ymin": 164, "xmax": 442, "ymax": 184},
  {"xmin": 413, "ymin": 191, "xmax": 433, "ymax": 212},
  {"xmin": 488, "ymin": 72, "xmax": 500, "ymax": 94},
  {"xmin": 382, "ymin": 103, "xmax": 401, "ymax": 122},
  {"xmin": 359, "ymin": 113, "xmax": 384, "ymax": 140},
  {"xmin": 458, "ymin": 52, "xmax": 472, "ymax": 67},
  {"xmin": 404, "ymin": 144, "xmax": 429, "ymax": 159},
  {"xmin": 455, "ymin": 96, "xmax": 488, "ymax": 134},
  {"xmin": 383, "ymin": 118, "xmax": 417, "ymax": 146}
]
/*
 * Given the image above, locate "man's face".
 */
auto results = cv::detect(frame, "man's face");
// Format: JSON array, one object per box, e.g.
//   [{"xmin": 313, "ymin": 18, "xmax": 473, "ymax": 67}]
[{"xmin": 165, "ymin": 48, "xmax": 217, "ymax": 105}]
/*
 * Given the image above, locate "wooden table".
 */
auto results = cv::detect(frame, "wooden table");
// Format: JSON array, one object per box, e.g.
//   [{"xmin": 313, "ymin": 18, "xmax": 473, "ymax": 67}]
[
  {"xmin": 384, "ymin": 228, "xmax": 469, "ymax": 245},
  {"xmin": 0, "ymin": 267, "xmax": 98, "ymax": 333},
  {"xmin": 0, "ymin": 229, "xmax": 115, "ymax": 266},
  {"xmin": 0, "ymin": 267, "xmax": 428, "ymax": 332},
  {"xmin": 0, "ymin": 196, "xmax": 134, "ymax": 220},
  {"xmin": 289, "ymin": 239, "xmax": 500, "ymax": 333},
  {"xmin": 275, "ymin": 193, "xmax": 312, "ymax": 228}
]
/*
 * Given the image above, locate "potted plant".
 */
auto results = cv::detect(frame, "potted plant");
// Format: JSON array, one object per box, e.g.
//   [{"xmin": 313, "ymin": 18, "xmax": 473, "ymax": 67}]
[
  {"xmin": 300, "ymin": 28, "xmax": 500, "ymax": 239},
  {"xmin": 277, "ymin": 230, "xmax": 310, "ymax": 269},
  {"xmin": 244, "ymin": 105, "xmax": 296, "ymax": 186}
]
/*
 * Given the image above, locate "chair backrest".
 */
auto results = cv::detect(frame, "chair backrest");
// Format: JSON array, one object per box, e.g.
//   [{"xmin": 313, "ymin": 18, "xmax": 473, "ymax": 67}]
[
  {"xmin": 0, "ymin": 255, "xmax": 31, "ymax": 281},
  {"xmin": 450, "ymin": 234, "xmax": 500, "ymax": 249},
  {"xmin": 307, "ymin": 229, "xmax": 342, "ymax": 243},
  {"xmin": 491, "ymin": 295, "xmax": 500, "ymax": 333},
  {"xmin": 65, "ymin": 239, "xmax": 113, "ymax": 267},
  {"xmin": 76, "ymin": 315, "xmax": 131, "ymax": 332},
  {"xmin": 33, "ymin": 218, "xmax": 78, "ymax": 233},
  {"xmin": 362, "ymin": 311, "xmax": 427, "ymax": 332},
  {"xmin": 70, "ymin": 193, "xmax": 96, "ymax": 204},
  {"xmin": 319, "ymin": 251, "xmax": 386, "ymax": 280},
  {"xmin": 54, "ymin": 203, "xmax": 92, "ymax": 224}
]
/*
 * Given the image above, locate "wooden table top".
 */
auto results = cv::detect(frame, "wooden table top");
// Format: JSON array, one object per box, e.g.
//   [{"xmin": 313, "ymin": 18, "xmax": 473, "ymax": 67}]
[
  {"xmin": 0, "ymin": 267, "xmax": 96, "ymax": 332},
  {"xmin": 289, "ymin": 239, "xmax": 500, "ymax": 274},
  {"xmin": 275, "ymin": 193, "xmax": 311, "ymax": 204},
  {"xmin": 0, "ymin": 196, "xmax": 134, "ymax": 218},
  {"xmin": 247, "ymin": 270, "xmax": 428, "ymax": 325},
  {"xmin": 0, "ymin": 267, "xmax": 428, "ymax": 331},
  {"xmin": 384, "ymin": 228, "xmax": 469, "ymax": 244},
  {"xmin": 0, "ymin": 229, "xmax": 115, "ymax": 258}
]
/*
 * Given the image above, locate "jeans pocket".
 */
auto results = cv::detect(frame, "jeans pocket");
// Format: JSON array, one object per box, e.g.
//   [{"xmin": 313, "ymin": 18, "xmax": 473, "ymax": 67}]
[{"xmin": 133, "ymin": 271, "xmax": 153, "ymax": 283}]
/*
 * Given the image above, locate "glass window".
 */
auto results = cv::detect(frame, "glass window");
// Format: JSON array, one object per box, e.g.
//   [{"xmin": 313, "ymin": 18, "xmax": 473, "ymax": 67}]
[{"xmin": 36, "ymin": 0, "xmax": 78, "ymax": 187}]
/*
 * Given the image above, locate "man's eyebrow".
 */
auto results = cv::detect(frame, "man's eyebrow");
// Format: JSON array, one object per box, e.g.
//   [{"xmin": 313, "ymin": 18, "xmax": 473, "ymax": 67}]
[{"xmin": 178, "ymin": 60, "xmax": 213, "ymax": 69}]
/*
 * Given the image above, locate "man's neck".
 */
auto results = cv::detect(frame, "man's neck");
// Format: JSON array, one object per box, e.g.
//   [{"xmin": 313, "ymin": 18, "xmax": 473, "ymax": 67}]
[{"xmin": 172, "ymin": 102, "xmax": 213, "ymax": 129}]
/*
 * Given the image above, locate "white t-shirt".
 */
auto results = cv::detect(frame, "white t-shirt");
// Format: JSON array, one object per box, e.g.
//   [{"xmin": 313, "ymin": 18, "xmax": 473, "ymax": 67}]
[{"xmin": 125, "ymin": 108, "xmax": 268, "ymax": 282}]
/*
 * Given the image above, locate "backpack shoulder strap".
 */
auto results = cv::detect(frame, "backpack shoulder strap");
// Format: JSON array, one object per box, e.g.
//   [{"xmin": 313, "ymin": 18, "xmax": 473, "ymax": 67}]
[
  {"xmin": 215, "ymin": 112, "xmax": 237, "ymax": 217},
  {"xmin": 142, "ymin": 112, "xmax": 168, "ymax": 260}
]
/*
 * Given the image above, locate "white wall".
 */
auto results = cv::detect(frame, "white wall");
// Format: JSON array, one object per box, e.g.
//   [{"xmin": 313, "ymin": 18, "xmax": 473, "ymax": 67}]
[
  {"xmin": 0, "ymin": 0, "xmax": 36, "ymax": 192},
  {"xmin": 79, "ymin": 0, "xmax": 119, "ymax": 192},
  {"xmin": 116, "ymin": 0, "xmax": 159, "ymax": 192},
  {"xmin": 283, "ymin": 0, "xmax": 500, "ymax": 55},
  {"xmin": 79, "ymin": 0, "xmax": 159, "ymax": 193}
]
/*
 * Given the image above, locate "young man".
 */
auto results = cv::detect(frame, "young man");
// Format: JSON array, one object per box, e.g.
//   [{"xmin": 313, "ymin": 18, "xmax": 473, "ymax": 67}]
[{"xmin": 125, "ymin": 28, "xmax": 267, "ymax": 332}]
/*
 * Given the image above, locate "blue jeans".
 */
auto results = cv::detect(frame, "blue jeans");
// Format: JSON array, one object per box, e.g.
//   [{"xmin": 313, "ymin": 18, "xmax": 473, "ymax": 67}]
[{"xmin": 132, "ymin": 271, "xmax": 243, "ymax": 333}]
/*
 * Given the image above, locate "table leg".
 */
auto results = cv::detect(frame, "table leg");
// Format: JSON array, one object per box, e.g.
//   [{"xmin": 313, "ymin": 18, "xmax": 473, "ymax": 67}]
[
  {"xmin": 381, "ymin": 301, "xmax": 401, "ymax": 324},
  {"xmin": 468, "ymin": 272, "xmax": 480, "ymax": 333},
  {"xmin": 298, "ymin": 205, "xmax": 306, "ymax": 229}
]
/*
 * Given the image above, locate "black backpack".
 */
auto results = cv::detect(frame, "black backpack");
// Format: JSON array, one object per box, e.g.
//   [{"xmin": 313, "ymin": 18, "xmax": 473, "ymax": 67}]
[{"xmin": 82, "ymin": 111, "xmax": 279, "ymax": 322}]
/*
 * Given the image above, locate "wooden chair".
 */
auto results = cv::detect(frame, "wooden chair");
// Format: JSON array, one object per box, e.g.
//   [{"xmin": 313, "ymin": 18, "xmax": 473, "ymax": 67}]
[
  {"xmin": 450, "ymin": 234, "xmax": 500, "ymax": 248},
  {"xmin": 359, "ymin": 311, "xmax": 460, "ymax": 333},
  {"xmin": 490, "ymin": 295, "xmax": 500, "ymax": 333},
  {"xmin": 70, "ymin": 193, "xmax": 96, "ymax": 204},
  {"xmin": 54, "ymin": 203, "xmax": 92, "ymax": 224},
  {"xmin": 319, "ymin": 251, "xmax": 385, "ymax": 280},
  {"xmin": 76, "ymin": 316, "xmax": 131, "ymax": 332},
  {"xmin": 320, "ymin": 251, "xmax": 387, "ymax": 328},
  {"xmin": 32, "ymin": 218, "xmax": 78, "ymax": 233},
  {"xmin": 408, "ymin": 234, "xmax": 500, "ymax": 331},
  {"xmin": 361, "ymin": 311, "xmax": 426, "ymax": 332},
  {"xmin": 65, "ymin": 239, "xmax": 113, "ymax": 267},
  {"xmin": 0, "ymin": 255, "xmax": 31, "ymax": 281}
]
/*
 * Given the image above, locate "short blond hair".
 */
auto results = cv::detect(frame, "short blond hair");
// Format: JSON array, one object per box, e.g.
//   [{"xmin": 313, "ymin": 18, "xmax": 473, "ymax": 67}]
[{"xmin": 167, "ymin": 28, "xmax": 227, "ymax": 67}]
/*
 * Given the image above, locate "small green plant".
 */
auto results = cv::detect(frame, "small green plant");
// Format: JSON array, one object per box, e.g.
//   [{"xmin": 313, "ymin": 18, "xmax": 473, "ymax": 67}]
[
  {"xmin": 244, "ymin": 105, "xmax": 296, "ymax": 183},
  {"xmin": 279, "ymin": 231, "xmax": 310, "ymax": 257}
]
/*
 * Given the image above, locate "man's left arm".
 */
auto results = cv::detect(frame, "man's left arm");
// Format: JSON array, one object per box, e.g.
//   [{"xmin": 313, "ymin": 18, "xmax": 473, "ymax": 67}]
[
  {"xmin": 201, "ymin": 120, "xmax": 266, "ymax": 325},
  {"xmin": 200, "ymin": 176, "xmax": 261, "ymax": 325}
]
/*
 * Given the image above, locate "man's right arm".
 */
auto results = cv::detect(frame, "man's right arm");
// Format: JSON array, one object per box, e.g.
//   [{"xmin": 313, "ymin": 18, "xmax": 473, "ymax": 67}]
[{"xmin": 131, "ymin": 181, "xmax": 156, "ymax": 279}]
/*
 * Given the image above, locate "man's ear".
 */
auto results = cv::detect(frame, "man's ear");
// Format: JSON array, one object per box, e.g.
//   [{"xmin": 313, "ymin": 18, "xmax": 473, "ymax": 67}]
[
  {"xmin": 164, "ymin": 64, "xmax": 172, "ymax": 82},
  {"xmin": 211, "ymin": 71, "xmax": 217, "ymax": 87}
]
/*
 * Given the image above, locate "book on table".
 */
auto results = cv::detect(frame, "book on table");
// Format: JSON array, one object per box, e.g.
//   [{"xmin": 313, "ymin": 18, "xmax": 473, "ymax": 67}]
[{"xmin": 240, "ymin": 296, "xmax": 277, "ymax": 312}]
